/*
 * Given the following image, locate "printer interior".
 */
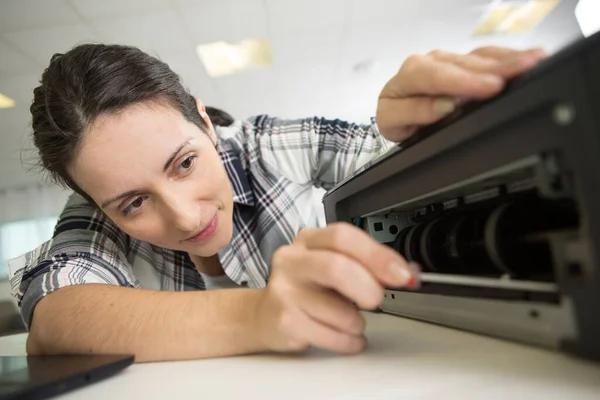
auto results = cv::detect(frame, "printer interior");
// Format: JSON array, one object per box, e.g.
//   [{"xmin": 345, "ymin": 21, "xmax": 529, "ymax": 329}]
[{"xmin": 358, "ymin": 152, "xmax": 581, "ymax": 304}]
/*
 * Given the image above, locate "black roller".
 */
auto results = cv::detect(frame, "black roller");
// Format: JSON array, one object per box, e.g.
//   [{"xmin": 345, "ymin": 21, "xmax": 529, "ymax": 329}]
[
  {"xmin": 417, "ymin": 211, "xmax": 498, "ymax": 275},
  {"xmin": 392, "ymin": 226, "xmax": 411, "ymax": 258},
  {"xmin": 419, "ymin": 218, "xmax": 450, "ymax": 272},
  {"xmin": 484, "ymin": 199, "xmax": 579, "ymax": 279},
  {"xmin": 445, "ymin": 210, "xmax": 499, "ymax": 276},
  {"xmin": 393, "ymin": 224, "xmax": 432, "ymax": 271},
  {"xmin": 404, "ymin": 223, "xmax": 427, "ymax": 266}
]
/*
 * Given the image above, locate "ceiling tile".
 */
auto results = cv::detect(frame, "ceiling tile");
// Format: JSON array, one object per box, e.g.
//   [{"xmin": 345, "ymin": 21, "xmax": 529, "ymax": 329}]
[
  {"xmin": 275, "ymin": 64, "xmax": 337, "ymax": 119},
  {"xmin": 91, "ymin": 10, "xmax": 192, "ymax": 53},
  {"xmin": 3, "ymin": 24, "xmax": 105, "ymax": 66},
  {"xmin": 0, "ymin": 0, "xmax": 81, "ymax": 33},
  {"xmin": 346, "ymin": 0, "xmax": 421, "ymax": 24},
  {"xmin": 339, "ymin": 4, "xmax": 485, "ymax": 69},
  {"xmin": 265, "ymin": 0, "xmax": 347, "ymax": 34},
  {"xmin": 328, "ymin": 75, "xmax": 382, "ymax": 123},
  {"xmin": 68, "ymin": 0, "xmax": 172, "ymax": 20},
  {"xmin": 184, "ymin": 76, "xmax": 220, "ymax": 107},
  {"xmin": 339, "ymin": 21, "xmax": 417, "ymax": 69},
  {"xmin": 212, "ymin": 68, "xmax": 281, "ymax": 119},
  {"xmin": 328, "ymin": 61, "xmax": 399, "ymax": 124},
  {"xmin": 156, "ymin": 48, "xmax": 207, "ymax": 80},
  {"xmin": 176, "ymin": 0, "xmax": 268, "ymax": 44},
  {"xmin": 0, "ymin": 40, "xmax": 40, "ymax": 76},
  {"xmin": 154, "ymin": 49, "xmax": 219, "ymax": 105},
  {"xmin": 271, "ymin": 27, "xmax": 344, "ymax": 69},
  {"xmin": 346, "ymin": 0, "xmax": 489, "ymax": 24}
]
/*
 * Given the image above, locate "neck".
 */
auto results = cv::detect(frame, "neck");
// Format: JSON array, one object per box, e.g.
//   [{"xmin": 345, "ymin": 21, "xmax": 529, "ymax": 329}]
[{"xmin": 190, "ymin": 254, "xmax": 224, "ymax": 276}]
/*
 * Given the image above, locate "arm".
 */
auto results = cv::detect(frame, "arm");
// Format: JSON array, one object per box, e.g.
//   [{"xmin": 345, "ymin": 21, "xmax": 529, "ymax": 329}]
[
  {"xmin": 27, "ymin": 284, "xmax": 265, "ymax": 363},
  {"xmin": 9, "ymin": 194, "xmax": 265, "ymax": 362},
  {"xmin": 30, "ymin": 224, "xmax": 418, "ymax": 361}
]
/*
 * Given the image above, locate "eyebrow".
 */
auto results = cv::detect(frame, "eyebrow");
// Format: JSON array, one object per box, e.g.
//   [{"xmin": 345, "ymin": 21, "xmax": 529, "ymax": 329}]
[
  {"xmin": 100, "ymin": 138, "xmax": 193, "ymax": 209},
  {"xmin": 163, "ymin": 139, "xmax": 192, "ymax": 172}
]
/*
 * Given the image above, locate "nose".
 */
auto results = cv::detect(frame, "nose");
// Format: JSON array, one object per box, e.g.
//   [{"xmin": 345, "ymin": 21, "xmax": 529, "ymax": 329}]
[{"xmin": 161, "ymin": 193, "xmax": 201, "ymax": 234}]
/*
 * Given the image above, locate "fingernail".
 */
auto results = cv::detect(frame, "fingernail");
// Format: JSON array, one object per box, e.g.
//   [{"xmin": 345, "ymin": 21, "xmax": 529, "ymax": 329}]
[
  {"xmin": 407, "ymin": 275, "xmax": 418, "ymax": 288},
  {"xmin": 432, "ymin": 98, "xmax": 456, "ymax": 117},
  {"xmin": 527, "ymin": 47, "xmax": 546, "ymax": 58},
  {"xmin": 481, "ymin": 74, "xmax": 503, "ymax": 87},
  {"xmin": 519, "ymin": 54, "xmax": 541, "ymax": 69},
  {"xmin": 389, "ymin": 261, "xmax": 412, "ymax": 286},
  {"xmin": 407, "ymin": 262, "xmax": 421, "ymax": 289}
]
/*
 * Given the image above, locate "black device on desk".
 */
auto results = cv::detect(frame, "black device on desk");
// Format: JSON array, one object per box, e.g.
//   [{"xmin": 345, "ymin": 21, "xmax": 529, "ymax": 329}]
[
  {"xmin": 0, "ymin": 354, "xmax": 134, "ymax": 400},
  {"xmin": 323, "ymin": 30, "xmax": 600, "ymax": 361}
]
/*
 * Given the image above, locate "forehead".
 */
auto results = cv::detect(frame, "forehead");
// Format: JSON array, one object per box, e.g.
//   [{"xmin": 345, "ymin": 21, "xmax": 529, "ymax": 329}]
[
  {"xmin": 70, "ymin": 102, "xmax": 203, "ymax": 197},
  {"xmin": 85, "ymin": 102, "xmax": 193, "ymax": 150}
]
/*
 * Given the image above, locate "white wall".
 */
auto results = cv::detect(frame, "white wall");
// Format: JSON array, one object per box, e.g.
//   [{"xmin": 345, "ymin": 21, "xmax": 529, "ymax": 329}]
[
  {"xmin": 0, "ymin": 281, "xmax": 15, "ymax": 305},
  {"xmin": 0, "ymin": 184, "xmax": 71, "ymax": 307}
]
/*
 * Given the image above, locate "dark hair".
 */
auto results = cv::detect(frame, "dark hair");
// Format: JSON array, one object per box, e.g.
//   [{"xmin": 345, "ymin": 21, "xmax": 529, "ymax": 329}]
[
  {"xmin": 30, "ymin": 43, "xmax": 209, "ymax": 203},
  {"xmin": 205, "ymin": 106, "xmax": 235, "ymax": 127}
]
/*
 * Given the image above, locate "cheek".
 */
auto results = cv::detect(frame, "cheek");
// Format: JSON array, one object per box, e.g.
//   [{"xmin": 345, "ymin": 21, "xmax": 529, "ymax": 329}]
[{"xmin": 115, "ymin": 214, "xmax": 173, "ymax": 246}]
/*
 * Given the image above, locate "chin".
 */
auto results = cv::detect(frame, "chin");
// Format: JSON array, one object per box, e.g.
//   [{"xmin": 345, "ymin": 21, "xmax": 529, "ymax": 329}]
[{"xmin": 187, "ymin": 219, "xmax": 233, "ymax": 257}]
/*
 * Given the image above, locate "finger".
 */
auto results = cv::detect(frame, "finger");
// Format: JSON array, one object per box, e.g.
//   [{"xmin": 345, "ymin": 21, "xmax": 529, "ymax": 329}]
[
  {"xmin": 376, "ymin": 96, "xmax": 457, "ymax": 140},
  {"xmin": 391, "ymin": 55, "xmax": 505, "ymax": 99},
  {"xmin": 469, "ymin": 46, "xmax": 542, "ymax": 60},
  {"xmin": 280, "ymin": 246, "xmax": 384, "ymax": 309},
  {"xmin": 287, "ymin": 309, "xmax": 366, "ymax": 354},
  {"xmin": 296, "ymin": 223, "xmax": 417, "ymax": 289},
  {"xmin": 431, "ymin": 49, "xmax": 543, "ymax": 78},
  {"xmin": 495, "ymin": 50, "xmax": 545, "ymax": 78},
  {"xmin": 430, "ymin": 50, "xmax": 499, "ymax": 72},
  {"xmin": 298, "ymin": 287, "xmax": 366, "ymax": 336}
]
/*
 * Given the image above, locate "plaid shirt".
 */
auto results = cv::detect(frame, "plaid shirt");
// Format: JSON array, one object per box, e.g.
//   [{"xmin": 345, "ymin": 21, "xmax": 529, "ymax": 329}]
[{"xmin": 8, "ymin": 115, "xmax": 394, "ymax": 329}]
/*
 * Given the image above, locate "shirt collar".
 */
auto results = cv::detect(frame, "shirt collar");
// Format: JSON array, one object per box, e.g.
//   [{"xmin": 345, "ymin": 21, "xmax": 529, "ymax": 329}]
[{"xmin": 216, "ymin": 124, "xmax": 256, "ymax": 207}]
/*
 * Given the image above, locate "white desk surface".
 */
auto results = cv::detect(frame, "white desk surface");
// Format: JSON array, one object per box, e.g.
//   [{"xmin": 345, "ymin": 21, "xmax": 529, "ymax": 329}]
[{"xmin": 1, "ymin": 312, "xmax": 599, "ymax": 399}]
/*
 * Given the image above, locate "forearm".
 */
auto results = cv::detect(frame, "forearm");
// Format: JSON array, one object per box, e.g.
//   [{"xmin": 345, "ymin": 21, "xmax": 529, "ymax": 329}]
[{"xmin": 26, "ymin": 284, "xmax": 266, "ymax": 362}]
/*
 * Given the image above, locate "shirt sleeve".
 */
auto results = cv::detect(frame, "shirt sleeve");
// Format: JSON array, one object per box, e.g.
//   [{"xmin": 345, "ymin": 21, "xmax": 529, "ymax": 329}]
[
  {"xmin": 247, "ymin": 115, "xmax": 396, "ymax": 190},
  {"xmin": 7, "ymin": 193, "xmax": 140, "ymax": 330}
]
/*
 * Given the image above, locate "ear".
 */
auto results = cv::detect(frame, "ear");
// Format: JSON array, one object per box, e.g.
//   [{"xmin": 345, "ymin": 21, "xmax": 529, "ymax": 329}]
[
  {"xmin": 195, "ymin": 98, "xmax": 217, "ymax": 145},
  {"xmin": 196, "ymin": 98, "xmax": 206, "ymax": 114}
]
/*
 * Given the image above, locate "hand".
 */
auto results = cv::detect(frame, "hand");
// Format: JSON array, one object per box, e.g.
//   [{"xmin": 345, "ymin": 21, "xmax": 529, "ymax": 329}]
[
  {"xmin": 376, "ymin": 46, "xmax": 547, "ymax": 142},
  {"xmin": 253, "ymin": 222, "xmax": 419, "ymax": 354}
]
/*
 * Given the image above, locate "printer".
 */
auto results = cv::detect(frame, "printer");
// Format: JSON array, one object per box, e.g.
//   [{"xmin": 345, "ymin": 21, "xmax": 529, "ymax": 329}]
[{"xmin": 323, "ymin": 31, "xmax": 600, "ymax": 361}]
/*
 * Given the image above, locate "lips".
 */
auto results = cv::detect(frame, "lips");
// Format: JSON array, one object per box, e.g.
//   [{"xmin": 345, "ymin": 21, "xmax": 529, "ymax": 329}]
[{"xmin": 184, "ymin": 214, "xmax": 219, "ymax": 243}]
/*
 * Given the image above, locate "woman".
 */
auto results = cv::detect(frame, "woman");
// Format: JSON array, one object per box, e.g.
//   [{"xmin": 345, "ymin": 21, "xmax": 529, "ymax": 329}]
[{"xmin": 10, "ymin": 43, "xmax": 544, "ymax": 362}]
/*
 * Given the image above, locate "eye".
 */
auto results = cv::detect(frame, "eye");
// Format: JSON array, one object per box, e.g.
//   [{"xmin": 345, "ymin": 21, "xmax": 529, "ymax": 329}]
[
  {"xmin": 122, "ymin": 196, "xmax": 146, "ymax": 216},
  {"xmin": 177, "ymin": 155, "xmax": 197, "ymax": 174}
]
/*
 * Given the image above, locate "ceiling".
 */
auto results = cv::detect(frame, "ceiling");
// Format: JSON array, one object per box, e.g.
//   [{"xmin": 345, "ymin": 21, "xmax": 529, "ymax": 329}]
[{"xmin": 0, "ymin": 0, "xmax": 584, "ymax": 189}]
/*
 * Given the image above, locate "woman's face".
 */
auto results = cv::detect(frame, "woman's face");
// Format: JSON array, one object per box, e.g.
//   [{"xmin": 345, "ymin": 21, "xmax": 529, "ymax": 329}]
[{"xmin": 69, "ymin": 101, "xmax": 234, "ymax": 257}]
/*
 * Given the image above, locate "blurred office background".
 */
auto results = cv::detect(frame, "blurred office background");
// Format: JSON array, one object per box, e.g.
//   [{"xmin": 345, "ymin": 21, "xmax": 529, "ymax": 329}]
[{"xmin": 0, "ymin": 0, "xmax": 596, "ymax": 334}]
